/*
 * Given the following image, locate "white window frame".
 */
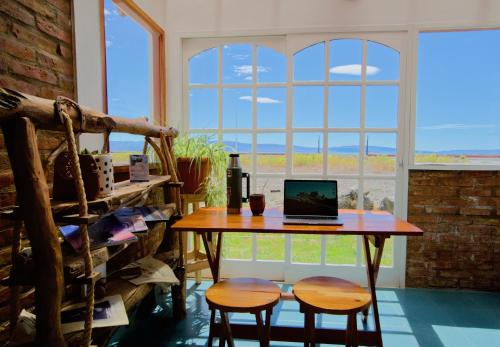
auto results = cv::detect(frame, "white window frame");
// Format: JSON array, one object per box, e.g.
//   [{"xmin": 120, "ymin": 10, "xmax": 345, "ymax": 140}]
[{"xmin": 183, "ymin": 32, "xmax": 410, "ymax": 287}]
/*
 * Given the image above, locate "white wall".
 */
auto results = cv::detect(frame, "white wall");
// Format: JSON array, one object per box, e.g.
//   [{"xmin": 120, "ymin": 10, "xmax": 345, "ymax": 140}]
[{"xmin": 164, "ymin": 0, "xmax": 500, "ymax": 128}]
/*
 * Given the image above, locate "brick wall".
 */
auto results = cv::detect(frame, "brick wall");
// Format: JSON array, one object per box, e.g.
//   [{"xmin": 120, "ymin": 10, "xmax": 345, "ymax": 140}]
[
  {"xmin": 0, "ymin": 0, "xmax": 74, "ymax": 339},
  {"xmin": 406, "ymin": 170, "xmax": 500, "ymax": 290}
]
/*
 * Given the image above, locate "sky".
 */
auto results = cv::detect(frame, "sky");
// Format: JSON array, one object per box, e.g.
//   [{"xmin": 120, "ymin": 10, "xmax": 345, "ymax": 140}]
[{"xmin": 104, "ymin": 0, "xmax": 499, "ymax": 155}]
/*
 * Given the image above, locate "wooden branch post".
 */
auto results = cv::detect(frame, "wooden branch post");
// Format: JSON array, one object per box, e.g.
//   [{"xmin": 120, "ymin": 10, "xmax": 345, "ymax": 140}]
[{"xmin": 2, "ymin": 118, "xmax": 65, "ymax": 347}]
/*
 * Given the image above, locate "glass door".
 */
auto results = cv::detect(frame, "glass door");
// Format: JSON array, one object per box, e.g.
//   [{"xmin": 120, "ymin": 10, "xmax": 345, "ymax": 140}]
[{"xmin": 183, "ymin": 32, "xmax": 408, "ymax": 287}]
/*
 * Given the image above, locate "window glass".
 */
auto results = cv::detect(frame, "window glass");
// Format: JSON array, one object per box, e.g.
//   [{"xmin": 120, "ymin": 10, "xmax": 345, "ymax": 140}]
[
  {"xmin": 294, "ymin": 42, "xmax": 325, "ymax": 81},
  {"xmin": 364, "ymin": 133, "xmax": 397, "ymax": 175},
  {"xmin": 189, "ymin": 89, "xmax": 218, "ymax": 129},
  {"xmin": 223, "ymin": 43, "xmax": 253, "ymax": 84},
  {"xmin": 293, "ymin": 132, "xmax": 323, "ymax": 174},
  {"xmin": 365, "ymin": 86, "xmax": 399, "ymax": 128},
  {"xmin": 257, "ymin": 46, "xmax": 286, "ymax": 83},
  {"xmin": 105, "ymin": 0, "xmax": 152, "ymax": 151},
  {"xmin": 328, "ymin": 133, "xmax": 360, "ymax": 175},
  {"xmin": 223, "ymin": 88, "xmax": 252, "ymax": 129},
  {"xmin": 189, "ymin": 48, "xmax": 218, "ymax": 84},
  {"xmin": 328, "ymin": 86, "xmax": 361, "ymax": 128},
  {"xmin": 293, "ymin": 86, "xmax": 324, "ymax": 128},
  {"xmin": 330, "ymin": 39, "xmax": 362, "ymax": 81},
  {"xmin": 257, "ymin": 133, "xmax": 286, "ymax": 173},
  {"xmin": 416, "ymin": 30, "xmax": 500, "ymax": 164},
  {"xmin": 366, "ymin": 41, "xmax": 399, "ymax": 81},
  {"xmin": 223, "ymin": 133, "xmax": 252, "ymax": 172},
  {"xmin": 257, "ymin": 87, "xmax": 287, "ymax": 129}
]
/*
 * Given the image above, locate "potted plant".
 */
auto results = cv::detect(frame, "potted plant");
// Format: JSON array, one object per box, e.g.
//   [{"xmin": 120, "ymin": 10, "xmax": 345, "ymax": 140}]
[{"xmin": 174, "ymin": 135, "xmax": 227, "ymax": 207}]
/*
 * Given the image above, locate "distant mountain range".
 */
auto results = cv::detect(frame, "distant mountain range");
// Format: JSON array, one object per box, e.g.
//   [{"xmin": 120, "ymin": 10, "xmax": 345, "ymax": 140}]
[{"xmin": 110, "ymin": 141, "xmax": 500, "ymax": 156}]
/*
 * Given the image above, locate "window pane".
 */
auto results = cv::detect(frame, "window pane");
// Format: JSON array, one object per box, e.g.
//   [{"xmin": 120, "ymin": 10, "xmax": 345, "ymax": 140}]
[
  {"xmin": 255, "ymin": 176, "xmax": 284, "ymax": 208},
  {"xmin": 416, "ymin": 30, "xmax": 500, "ymax": 164},
  {"xmin": 257, "ymin": 87, "xmax": 286, "ymax": 128},
  {"xmin": 366, "ymin": 41, "xmax": 399, "ymax": 81},
  {"xmin": 223, "ymin": 233, "xmax": 253, "ymax": 260},
  {"xmin": 255, "ymin": 177, "xmax": 285, "ymax": 261},
  {"xmin": 105, "ymin": 0, "xmax": 152, "ymax": 152},
  {"xmin": 223, "ymin": 43, "xmax": 253, "ymax": 84},
  {"xmin": 292, "ymin": 235, "xmax": 321, "ymax": 264},
  {"xmin": 365, "ymin": 86, "xmax": 399, "ymax": 128},
  {"xmin": 189, "ymin": 89, "xmax": 218, "ymax": 129},
  {"xmin": 293, "ymin": 86, "xmax": 324, "ymax": 128},
  {"xmin": 293, "ymin": 133, "xmax": 323, "ymax": 174},
  {"xmin": 364, "ymin": 133, "xmax": 397, "ymax": 175},
  {"xmin": 328, "ymin": 86, "xmax": 361, "ymax": 128},
  {"xmin": 328, "ymin": 133, "xmax": 359, "ymax": 175},
  {"xmin": 223, "ymin": 88, "xmax": 252, "ymax": 128},
  {"xmin": 189, "ymin": 48, "xmax": 218, "ymax": 84},
  {"xmin": 257, "ymin": 46, "xmax": 286, "ymax": 83},
  {"xmin": 294, "ymin": 42, "xmax": 325, "ymax": 81},
  {"xmin": 326, "ymin": 179, "xmax": 359, "ymax": 265},
  {"xmin": 223, "ymin": 133, "xmax": 252, "ymax": 172},
  {"xmin": 364, "ymin": 179, "xmax": 395, "ymax": 266},
  {"xmin": 257, "ymin": 133, "xmax": 286, "ymax": 173},
  {"xmin": 329, "ymin": 39, "xmax": 362, "ymax": 81}
]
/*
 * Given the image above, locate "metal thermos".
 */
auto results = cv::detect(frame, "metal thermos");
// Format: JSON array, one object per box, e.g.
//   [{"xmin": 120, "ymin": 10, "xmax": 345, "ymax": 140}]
[{"xmin": 226, "ymin": 154, "xmax": 250, "ymax": 214}]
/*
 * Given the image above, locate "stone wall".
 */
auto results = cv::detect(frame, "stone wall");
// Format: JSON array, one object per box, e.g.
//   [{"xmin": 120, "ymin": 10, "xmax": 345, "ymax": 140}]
[
  {"xmin": 406, "ymin": 170, "xmax": 500, "ymax": 290},
  {"xmin": 0, "ymin": 0, "xmax": 74, "ymax": 339}
]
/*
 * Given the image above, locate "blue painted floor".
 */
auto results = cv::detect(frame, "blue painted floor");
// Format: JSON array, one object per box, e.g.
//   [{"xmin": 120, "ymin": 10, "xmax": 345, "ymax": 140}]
[{"xmin": 108, "ymin": 280, "xmax": 500, "ymax": 347}]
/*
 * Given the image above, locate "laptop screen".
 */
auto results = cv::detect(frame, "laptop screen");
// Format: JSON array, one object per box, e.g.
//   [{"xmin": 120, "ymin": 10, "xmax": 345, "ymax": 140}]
[{"xmin": 284, "ymin": 180, "xmax": 338, "ymax": 216}]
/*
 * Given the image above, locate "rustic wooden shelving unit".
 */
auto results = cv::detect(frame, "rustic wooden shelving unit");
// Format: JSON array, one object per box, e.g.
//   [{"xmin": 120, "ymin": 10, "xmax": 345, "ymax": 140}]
[{"xmin": 0, "ymin": 88, "xmax": 183, "ymax": 347}]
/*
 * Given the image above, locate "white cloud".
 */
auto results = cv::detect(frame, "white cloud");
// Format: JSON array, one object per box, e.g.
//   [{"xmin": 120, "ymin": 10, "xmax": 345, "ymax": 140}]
[
  {"xmin": 105, "ymin": 40, "xmax": 113, "ymax": 48},
  {"xmin": 329, "ymin": 64, "xmax": 380, "ymax": 76},
  {"xmin": 419, "ymin": 123, "xmax": 497, "ymax": 130},
  {"xmin": 104, "ymin": 8, "xmax": 111, "ymax": 16},
  {"xmin": 233, "ymin": 65, "xmax": 270, "ymax": 76},
  {"xmin": 244, "ymin": 76, "xmax": 252, "ymax": 81},
  {"xmin": 231, "ymin": 54, "xmax": 249, "ymax": 60},
  {"xmin": 239, "ymin": 96, "xmax": 281, "ymax": 104}
]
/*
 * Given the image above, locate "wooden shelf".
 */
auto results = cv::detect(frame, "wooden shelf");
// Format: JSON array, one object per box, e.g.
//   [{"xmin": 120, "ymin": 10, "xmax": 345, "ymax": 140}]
[{"xmin": 52, "ymin": 175, "xmax": 171, "ymax": 215}]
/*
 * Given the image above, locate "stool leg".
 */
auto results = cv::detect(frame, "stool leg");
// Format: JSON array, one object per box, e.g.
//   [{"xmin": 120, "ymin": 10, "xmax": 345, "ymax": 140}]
[
  {"xmin": 346, "ymin": 313, "xmax": 358, "ymax": 347},
  {"xmin": 208, "ymin": 310, "xmax": 215, "ymax": 347},
  {"xmin": 304, "ymin": 311, "xmax": 315, "ymax": 347},
  {"xmin": 264, "ymin": 309, "xmax": 272, "ymax": 347},
  {"xmin": 255, "ymin": 311, "xmax": 266, "ymax": 347},
  {"xmin": 220, "ymin": 312, "xmax": 234, "ymax": 347}
]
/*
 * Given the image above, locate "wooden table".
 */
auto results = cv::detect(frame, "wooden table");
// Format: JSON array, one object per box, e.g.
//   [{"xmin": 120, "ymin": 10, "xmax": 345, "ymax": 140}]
[{"xmin": 172, "ymin": 208, "xmax": 423, "ymax": 347}]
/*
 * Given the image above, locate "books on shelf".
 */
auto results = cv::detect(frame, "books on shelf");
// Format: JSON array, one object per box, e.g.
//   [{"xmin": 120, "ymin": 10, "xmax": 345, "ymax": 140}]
[{"xmin": 120, "ymin": 256, "xmax": 179, "ymax": 286}]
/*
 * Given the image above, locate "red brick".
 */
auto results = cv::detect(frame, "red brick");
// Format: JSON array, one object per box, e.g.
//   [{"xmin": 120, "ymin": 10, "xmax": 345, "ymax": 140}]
[
  {"xmin": 0, "ymin": 16, "xmax": 8, "ymax": 34},
  {"xmin": 56, "ymin": 42, "xmax": 72, "ymax": 59},
  {"xmin": 36, "ymin": 16, "xmax": 71, "ymax": 44},
  {"xmin": 460, "ymin": 187, "xmax": 492, "ymax": 197},
  {"xmin": 11, "ymin": 22, "xmax": 58, "ymax": 55},
  {"xmin": 460, "ymin": 207, "xmax": 494, "ymax": 216},
  {"xmin": 10, "ymin": 59, "xmax": 58, "ymax": 85},
  {"xmin": 0, "ymin": 74, "xmax": 40, "ymax": 95},
  {"xmin": 36, "ymin": 50, "xmax": 73, "ymax": 75},
  {"xmin": 424, "ymin": 206, "xmax": 459, "ymax": 215},
  {"xmin": 46, "ymin": 0, "xmax": 71, "ymax": 14},
  {"xmin": 33, "ymin": 1, "xmax": 57, "ymax": 19},
  {"xmin": 39, "ymin": 85, "xmax": 72, "ymax": 99},
  {"xmin": 0, "ymin": 34, "xmax": 36, "ymax": 62},
  {"xmin": 58, "ymin": 72, "xmax": 73, "ymax": 90},
  {"xmin": 0, "ymin": 1, "xmax": 35, "ymax": 26}
]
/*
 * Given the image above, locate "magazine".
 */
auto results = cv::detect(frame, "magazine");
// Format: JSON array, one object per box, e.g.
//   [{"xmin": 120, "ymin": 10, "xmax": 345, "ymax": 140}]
[
  {"xmin": 61, "ymin": 295, "xmax": 129, "ymax": 334},
  {"xmin": 60, "ymin": 215, "xmax": 138, "ymax": 252},
  {"xmin": 114, "ymin": 205, "xmax": 173, "ymax": 224},
  {"xmin": 121, "ymin": 256, "xmax": 179, "ymax": 286},
  {"xmin": 113, "ymin": 208, "xmax": 148, "ymax": 233}
]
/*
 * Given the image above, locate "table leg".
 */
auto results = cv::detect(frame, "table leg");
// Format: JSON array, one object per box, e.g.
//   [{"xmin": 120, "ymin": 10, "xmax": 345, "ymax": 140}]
[
  {"xmin": 362, "ymin": 236, "xmax": 386, "ymax": 323},
  {"xmin": 362, "ymin": 235, "xmax": 383, "ymax": 347},
  {"xmin": 201, "ymin": 232, "xmax": 224, "ymax": 283}
]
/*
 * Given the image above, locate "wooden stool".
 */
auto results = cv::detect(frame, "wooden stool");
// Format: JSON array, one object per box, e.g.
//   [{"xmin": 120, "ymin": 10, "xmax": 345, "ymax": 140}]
[
  {"xmin": 205, "ymin": 278, "xmax": 281, "ymax": 347},
  {"xmin": 293, "ymin": 276, "xmax": 372, "ymax": 347},
  {"xmin": 181, "ymin": 193, "xmax": 209, "ymax": 283}
]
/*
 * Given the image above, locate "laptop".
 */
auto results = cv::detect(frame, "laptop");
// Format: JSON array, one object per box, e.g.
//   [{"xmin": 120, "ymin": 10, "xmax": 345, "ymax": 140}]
[{"xmin": 283, "ymin": 179, "xmax": 343, "ymax": 226}]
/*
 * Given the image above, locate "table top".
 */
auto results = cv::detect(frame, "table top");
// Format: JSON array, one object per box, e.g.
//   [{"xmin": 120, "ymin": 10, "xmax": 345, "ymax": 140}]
[{"xmin": 172, "ymin": 208, "xmax": 423, "ymax": 237}]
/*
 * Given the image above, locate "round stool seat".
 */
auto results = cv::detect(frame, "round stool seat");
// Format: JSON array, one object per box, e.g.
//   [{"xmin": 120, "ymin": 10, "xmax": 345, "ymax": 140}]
[
  {"xmin": 206, "ymin": 278, "xmax": 281, "ymax": 313},
  {"xmin": 293, "ymin": 276, "xmax": 371, "ymax": 315}
]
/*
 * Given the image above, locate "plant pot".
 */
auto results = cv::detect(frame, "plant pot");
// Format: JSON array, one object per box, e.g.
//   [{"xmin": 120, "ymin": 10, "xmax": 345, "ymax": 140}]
[
  {"xmin": 53, "ymin": 152, "xmax": 114, "ymax": 201},
  {"xmin": 177, "ymin": 157, "xmax": 210, "ymax": 194}
]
